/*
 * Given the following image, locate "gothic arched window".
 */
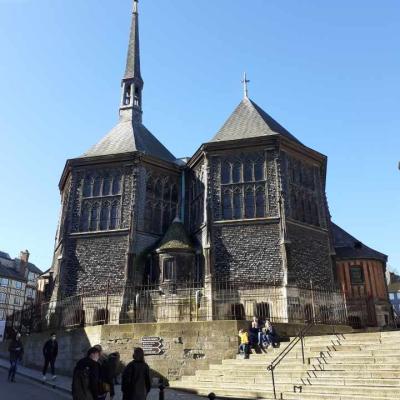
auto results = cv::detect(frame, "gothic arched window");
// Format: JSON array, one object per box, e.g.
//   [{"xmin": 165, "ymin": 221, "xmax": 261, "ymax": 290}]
[
  {"xmin": 233, "ymin": 189, "xmax": 242, "ymax": 219},
  {"xmin": 102, "ymin": 175, "xmax": 111, "ymax": 196},
  {"xmin": 244, "ymin": 187, "xmax": 255, "ymax": 219},
  {"xmin": 154, "ymin": 180, "xmax": 162, "ymax": 200},
  {"xmin": 83, "ymin": 177, "xmax": 92, "ymax": 197},
  {"xmin": 162, "ymin": 204, "xmax": 171, "ymax": 232},
  {"xmin": 163, "ymin": 183, "xmax": 171, "ymax": 202},
  {"xmin": 93, "ymin": 177, "xmax": 101, "ymax": 197},
  {"xmin": 144, "ymin": 201, "xmax": 153, "ymax": 232},
  {"xmin": 90, "ymin": 203, "xmax": 99, "ymax": 231},
  {"xmin": 110, "ymin": 201, "xmax": 120, "ymax": 230},
  {"xmin": 244, "ymin": 161, "xmax": 253, "ymax": 182},
  {"xmin": 80, "ymin": 204, "xmax": 90, "ymax": 231},
  {"xmin": 221, "ymin": 162, "xmax": 231, "ymax": 184},
  {"xmin": 254, "ymin": 161, "xmax": 264, "ymax": 181},
  {"xmin": 232, "ymin": 162, "xmax": 241, "ymax": 183},
  {"xmin": 100, "ymin": 202, "xmax": 110, "ymax": 230},
  {"xmin": 152, "ymin": 202, "xmax": 162, "ymax": 233},
  {"xmin": 222, "ymin": 190, "xmax": 232, "ymax": 220},
  {"xmin": 171, "ymin": 185, "xmax": 178, "ymax": 203},
  {"xmin": 255, "ymin": 187, "xmax": 265, "ymax": 218},
  {"xmin": 112, "ymin": 175, "xmax": 121, "ymax": 195}
]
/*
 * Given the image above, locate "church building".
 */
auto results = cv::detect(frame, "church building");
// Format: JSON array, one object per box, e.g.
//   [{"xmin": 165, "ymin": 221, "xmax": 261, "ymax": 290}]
[{"xmin": 48, "ymin": 1, "xmax": 390, "ymax": 326}]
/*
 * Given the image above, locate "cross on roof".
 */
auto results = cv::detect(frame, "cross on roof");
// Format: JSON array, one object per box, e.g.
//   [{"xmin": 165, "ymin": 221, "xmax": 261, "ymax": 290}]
[{"xmin": 242, "ymin": 72, "xmax": 250, "ymax": 99}]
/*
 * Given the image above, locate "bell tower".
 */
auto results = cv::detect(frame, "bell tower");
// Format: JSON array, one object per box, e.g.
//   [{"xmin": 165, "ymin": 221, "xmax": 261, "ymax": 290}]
[{"xmin": 120, "ymin": 0, "xmax": 143, "ymax": 123}]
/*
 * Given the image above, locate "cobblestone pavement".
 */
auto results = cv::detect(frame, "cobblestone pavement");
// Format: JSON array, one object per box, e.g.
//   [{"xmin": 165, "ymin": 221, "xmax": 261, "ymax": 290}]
[{"xmin": 0, "ymin": 358, "xmax": 205, "ymax": 400}]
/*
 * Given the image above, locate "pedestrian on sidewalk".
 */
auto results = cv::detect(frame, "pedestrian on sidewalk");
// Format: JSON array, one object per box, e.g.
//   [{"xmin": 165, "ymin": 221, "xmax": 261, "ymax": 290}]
[
  {"xmin": 72, "ymin": 346, "xmax": 101, "ymax": 400},
  {"xmin": 122, "ymin": 347, "xmax": 151, "ymax": 400},
  {"xmin": 8, "ymin": 332, "xmax": 24, "ymax": 382},
  {"xmin": 42, "ymin": 332, "xmax": 58, "ymax": 381}
]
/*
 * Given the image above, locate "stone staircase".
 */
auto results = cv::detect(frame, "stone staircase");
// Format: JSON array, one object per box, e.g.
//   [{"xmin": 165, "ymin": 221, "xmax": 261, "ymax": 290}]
[{"xmin": 170, "ymin": 330, "xmax": 400, "ymax": 399}]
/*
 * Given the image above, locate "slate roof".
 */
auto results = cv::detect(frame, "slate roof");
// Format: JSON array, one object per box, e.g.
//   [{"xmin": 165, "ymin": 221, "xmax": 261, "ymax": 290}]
[
  {"xmin": 81, "ymin": 119, "xmax": 176, "ymax": 163},
  {"xmin": 0, "ymin": 264, "xmax": 25, "ymax": 281},
  {"xmin": 331, "ymin": 223, "xmax": 387, "ymax": 262},
  {"xmin": 158, "ymin": 219, "xmax": 194, "ymax": 252},
  {"xmin": 209, "ymin": 97, "xmax": 302, "ymax": 145}
]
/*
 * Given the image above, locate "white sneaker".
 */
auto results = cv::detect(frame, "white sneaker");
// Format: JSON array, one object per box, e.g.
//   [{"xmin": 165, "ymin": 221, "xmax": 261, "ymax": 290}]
[{"xmin": 51, "ymin": 375, "xmax": 57, "ymax": 380}]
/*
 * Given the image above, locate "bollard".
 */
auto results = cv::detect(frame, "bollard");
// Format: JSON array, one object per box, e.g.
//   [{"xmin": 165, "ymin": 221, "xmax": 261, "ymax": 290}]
[
  {"xmin": 208, "ymin": 393, "xmax": 216, "ymax": 400},
  {"xmin": 159, "ymin": 378, "xmax": 165, "ymax": 400}
]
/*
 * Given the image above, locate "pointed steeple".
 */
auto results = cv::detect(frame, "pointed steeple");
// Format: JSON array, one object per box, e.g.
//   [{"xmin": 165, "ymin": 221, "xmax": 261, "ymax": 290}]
[{"xmin": 120, "ymin": 0, "xmax": 144, "ymax": 123}]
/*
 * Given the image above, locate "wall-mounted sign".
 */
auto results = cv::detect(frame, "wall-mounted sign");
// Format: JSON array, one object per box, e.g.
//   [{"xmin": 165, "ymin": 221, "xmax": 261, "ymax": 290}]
[{"xmin": 141, "ymin": 336, "xmax": 163, "ymax": 355}]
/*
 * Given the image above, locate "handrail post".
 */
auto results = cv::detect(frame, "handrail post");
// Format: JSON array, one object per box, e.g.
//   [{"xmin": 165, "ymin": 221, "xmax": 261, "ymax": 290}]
[
  {"xmin": 271, "ymin": 366, "xmax": 277, "ymax": 400},
  {"xmin": 300, "ymin": 334, "xmax": 305, "ymax": 364}
]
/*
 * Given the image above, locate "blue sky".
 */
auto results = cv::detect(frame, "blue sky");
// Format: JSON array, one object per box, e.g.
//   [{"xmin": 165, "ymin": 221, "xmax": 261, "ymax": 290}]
[{"xmin": 0, "ymin": 0, "xmax": 399, "ymax": 273}]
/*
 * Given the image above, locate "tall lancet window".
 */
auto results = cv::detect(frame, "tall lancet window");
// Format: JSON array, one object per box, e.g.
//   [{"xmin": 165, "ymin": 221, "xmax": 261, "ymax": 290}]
[
  {"xmin": 78, "ymin": 169, "xmax": 123, "ymax": 233},
  {"xmin": 220, "ymin": 155, "xmax": 266, "ymax": 220}
]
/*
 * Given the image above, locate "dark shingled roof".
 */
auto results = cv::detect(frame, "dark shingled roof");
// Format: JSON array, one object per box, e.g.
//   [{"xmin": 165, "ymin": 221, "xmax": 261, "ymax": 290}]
[
  {"xmin": 158, "ymin": 220, "xmax": 194, "ymax": 251},
  {"xmin": 0, "ymin": 264, "xmax": 25, "ymax": 281},
  {"xmin": 331, "ymin": 222, "xmax": 387, "ymax": 263},
  {"xmin": 81, "ymin": 119, "xmax": 176, "ymax": 163},
  {"xmin": 209, "ymin": 97, "xmax": 302, "ymax": 145}
]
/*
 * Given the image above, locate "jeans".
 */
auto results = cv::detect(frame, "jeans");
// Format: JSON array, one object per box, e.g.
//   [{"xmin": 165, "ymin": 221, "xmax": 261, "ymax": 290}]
[
  {"xmin": 239, "ymin": 343, "xmax": 249, "ymax": 354},
  {"xmin": 42, "ymin": 357, "xmax": 56, "ymax": 376},
  {"xmin": 8, "ymin": 360, "xmax": 18, "ymax": 381}
]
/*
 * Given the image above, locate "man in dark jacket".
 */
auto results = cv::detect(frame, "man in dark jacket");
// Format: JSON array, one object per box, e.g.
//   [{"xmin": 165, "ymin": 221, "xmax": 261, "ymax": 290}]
[
  {"xmin": 42, "ymin": 332, "xmax": 58, "ymax": 380},
  {"xmin": 8, "ymin": 332, "xmax": 24, "ymax": 382},
  {"xmin": 72, "ymin": 347, "xmax": 101, "ymax": 400}
]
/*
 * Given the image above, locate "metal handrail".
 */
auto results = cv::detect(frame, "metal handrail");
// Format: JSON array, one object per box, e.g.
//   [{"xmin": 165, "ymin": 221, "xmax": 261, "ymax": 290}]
[{"xmin": 267, "ymin": 322, "xmax": 315, "ymax": 399}]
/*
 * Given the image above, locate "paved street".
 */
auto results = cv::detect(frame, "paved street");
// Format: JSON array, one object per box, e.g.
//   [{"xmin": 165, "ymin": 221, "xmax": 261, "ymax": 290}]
[
  {"xmin": 1, "ymin": 367, "xmax": 70, "ymax": 400},
  {"xmin": 0, "ymin": 362, "xmax": 205, "ymax": 400}
]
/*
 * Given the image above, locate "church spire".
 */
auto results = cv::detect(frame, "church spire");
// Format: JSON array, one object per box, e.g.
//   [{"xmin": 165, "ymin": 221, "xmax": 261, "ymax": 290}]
[{"xmin": 120, "ymin": 0, "xmax": 144, "ymax": 123}]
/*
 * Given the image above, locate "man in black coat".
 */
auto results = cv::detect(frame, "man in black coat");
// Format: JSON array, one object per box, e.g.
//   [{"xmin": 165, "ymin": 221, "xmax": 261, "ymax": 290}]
[
  {"xmin": 72, "ymin": 347, "xmax": 101, "ymax": 400},
  {"xmin": 42, "ymin": 332, "xmax": 58, "ymax": 380},
  {"xmin": 8, "ymin": 332, "xmax": 24, "ymax": 382}
]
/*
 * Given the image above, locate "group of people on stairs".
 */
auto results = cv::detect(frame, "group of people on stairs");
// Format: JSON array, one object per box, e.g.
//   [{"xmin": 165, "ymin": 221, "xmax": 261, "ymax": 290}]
[{"xmin": 238, "ymin": 317, "xmax": 279, "ymax": 358}]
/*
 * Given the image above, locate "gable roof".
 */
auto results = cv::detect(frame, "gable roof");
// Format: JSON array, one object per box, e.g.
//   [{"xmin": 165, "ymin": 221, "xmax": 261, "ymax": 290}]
[
  {"xmin": 331, "ymin": 222, "xmax": 387, "ymax": 263},
  {"xmin": 81, "ymin": 119, "xmax": 176, "ymax": 163},
  {"xmin": 209, "ymin": 97, "xmax": 302, "ymax": 145}
]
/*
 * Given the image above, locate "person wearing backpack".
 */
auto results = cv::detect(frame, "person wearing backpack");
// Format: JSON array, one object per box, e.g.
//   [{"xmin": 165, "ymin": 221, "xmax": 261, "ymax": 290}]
[
  {"xmin": 72, "ymin": 347, "xmax": 101, "ymax": 400},
  {"xmin": 122, "ymin": 348, "xmax": 151, "ymax": 400}
]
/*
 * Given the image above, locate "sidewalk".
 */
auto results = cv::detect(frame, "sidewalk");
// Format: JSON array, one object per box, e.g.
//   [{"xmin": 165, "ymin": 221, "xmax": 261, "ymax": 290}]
[{"xmin": 0, "ymin": 358, "xmax": 205, "ymax": 400}]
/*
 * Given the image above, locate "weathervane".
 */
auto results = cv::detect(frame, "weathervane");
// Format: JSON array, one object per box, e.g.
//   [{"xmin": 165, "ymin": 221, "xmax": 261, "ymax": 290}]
[{"xmin": 242, "ymin": 72, "xmax": 250, "ymax": 99}]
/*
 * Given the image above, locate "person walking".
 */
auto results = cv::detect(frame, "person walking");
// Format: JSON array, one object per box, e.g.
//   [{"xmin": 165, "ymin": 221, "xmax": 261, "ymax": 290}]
[
  {"xmin": 122, "ymin": 347, "xmax": 151, "ymax": 400},
  {"xmin": 72, "ymin": 347, "xmax": 101, "ymax": 400},
  {"xmin": 42, "ymin": 332, "xmax": 58, "ymax": 381},
  {"xmin": 8, "ymin": 332, "xmax": 24, "ymax": 382}
]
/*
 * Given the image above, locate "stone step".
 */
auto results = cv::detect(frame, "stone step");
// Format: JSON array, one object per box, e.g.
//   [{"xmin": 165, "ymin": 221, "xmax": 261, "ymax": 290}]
[
  {"xmin": 210, "ymin": 362, "xmax": 400, "ymax": 372},
  {"xmin": 196, "ymin": 368, "xmax": 400, "ymax": 380},
  {"xmin": 283, "ymin": 391, "xmax": 392, "ymax": 400},
  {"xmin": 172, "ymin": 381, "xmax": 400, "ymax": 398},
  {"xmin": 241, "ymin": 348, "xmax": 400, "ymax": 360},
  {"xmin": 298, "ymin": 377, "xmax": 400, "ymax": 387},
  {"xmin": 183, "ymin": 374, "xmax": 400, "ymax": 388}
]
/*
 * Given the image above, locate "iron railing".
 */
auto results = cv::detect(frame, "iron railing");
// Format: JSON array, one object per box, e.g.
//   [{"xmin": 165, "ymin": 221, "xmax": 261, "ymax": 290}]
[
  {"xmin": 267, "ymin": 322, "xmax": 315, "ymax": 399},
  {"xmin": 5, "ymin": 279, "xmax": 373, "ymax": 336}
]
